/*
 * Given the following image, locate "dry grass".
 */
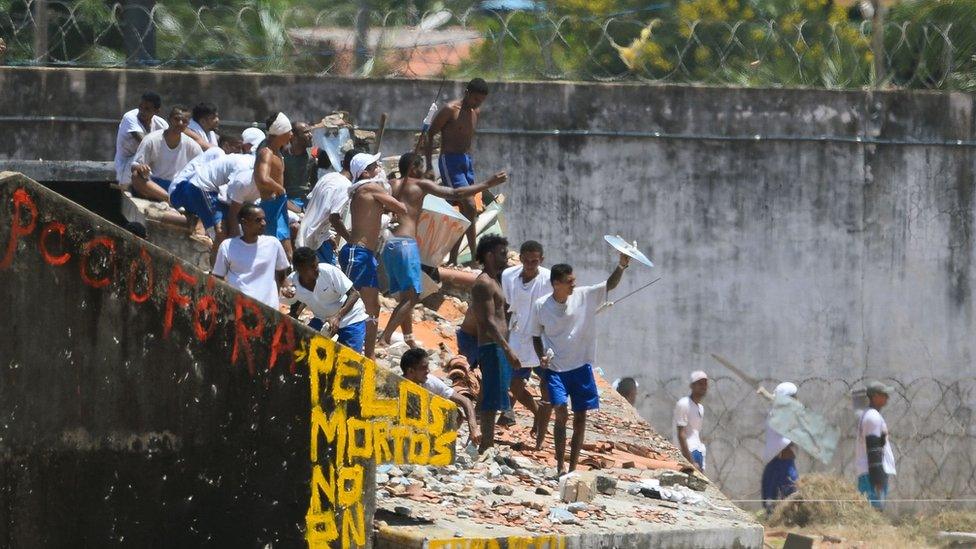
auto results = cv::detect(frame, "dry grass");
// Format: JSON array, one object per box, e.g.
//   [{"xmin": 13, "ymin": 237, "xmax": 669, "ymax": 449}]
[{"xmin": 768, "ymin": 474, "xmax": 887, "ymax": 528}]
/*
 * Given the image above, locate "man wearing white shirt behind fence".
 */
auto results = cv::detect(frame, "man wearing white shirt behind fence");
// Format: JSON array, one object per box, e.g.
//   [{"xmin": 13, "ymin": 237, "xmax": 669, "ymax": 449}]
[
  {"xmin": 212, "ymin": 203, "xmax": 290, "ymax": 310},
  {"xmin": 530, "ymin": 253, "xmax": 630, "ymax": 476},
  {"xmin": 673, "ymin": 370, "xmax": 708, "ymax": 473},
  {"xmin": 856, "ymin": 380, "xmax": 897, "ymax": 510}
]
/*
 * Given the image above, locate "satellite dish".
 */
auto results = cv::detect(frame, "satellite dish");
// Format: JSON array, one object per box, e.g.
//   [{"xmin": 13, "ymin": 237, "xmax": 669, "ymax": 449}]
[
  {"xmin": 604, "ymin": 234, "xmax": 654, "ymax": 268},
  {"xmin": 419, "ymin": 10, "xmax": 453, "ymax": 31}
]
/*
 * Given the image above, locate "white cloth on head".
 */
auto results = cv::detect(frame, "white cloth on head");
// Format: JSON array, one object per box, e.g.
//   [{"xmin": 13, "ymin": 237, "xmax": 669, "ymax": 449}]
[
  {"xmin": 281, "ymin": 264, "xmax": 368, "ymax": 328},
  {"xmin": 529, "ymin": 282, "xmax": 606, "ymax": 372},
  {"xmin": 350, "ymin": 152, "xmax": 382, "ymax": 181},
  {"xmin": 187, "ymin": 118, "xmax": 219, "ymax": 147},
  {"xmin": 242, "ymin": 127, "xmax": 266, "ymax": 153},
  {"xmin": 267, "ymin": 112, "xmax": 291, "ymax": 136},
  {"xmin": 855, "ymin": 408, "xmax": 897, "ymax": 476},
  {"xmin": 673, "ymin": 395, "xmax": 706, "ymax": 458},
  {"xmin": 774, "ymin": 382, "xmax": 798, "ymax": 398},
  {"xmin": 423, "ymin": 374, "xmax": 454, "ymax": 399},
  {"xmin": 296, "ymin": 172, "xmax": 352, "ymax": 251},
  {"xmin": 131, "ymin": 130, "xmax": 202, "ymax": 182},
  {"xmin": 114, "ymin": 108, "xmax": 168, "ymax": 184},
  {"xmin": 689, "ymin": 370, "xmax": 708, "ymax": 384},
  {"xmin": 502, "ymin": 265, "xmax": 552, "ymax": 367},
  {"xmin": 212, "ymin": 235, "xmax": 289, "ymax": 309}
]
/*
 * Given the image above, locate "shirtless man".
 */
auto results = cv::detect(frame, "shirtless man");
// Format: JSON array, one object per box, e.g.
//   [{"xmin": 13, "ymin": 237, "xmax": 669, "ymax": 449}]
[
  {"xmin": 254, "ymin": 112, "xmax": 294, "ymax": 260},
  {"xmin": 425, "ymin": 78, "xmax": 490, "ymax": 266},
  {"xmin": 470, "ymin": 235, "xmax": 522, "ymax": 452},
  {"xmin": 339, "ymin": 152, "xmax": 407, "ymax": 359},
  {"xmin": 379, "ymin": 152, "xmax": 508, "ymax": 347}
]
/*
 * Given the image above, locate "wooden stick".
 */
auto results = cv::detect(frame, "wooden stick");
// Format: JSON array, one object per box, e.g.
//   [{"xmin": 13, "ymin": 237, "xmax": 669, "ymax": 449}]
[{"xmin": 374, "ymin": 112, "xmax": 388, "ymax": 154}]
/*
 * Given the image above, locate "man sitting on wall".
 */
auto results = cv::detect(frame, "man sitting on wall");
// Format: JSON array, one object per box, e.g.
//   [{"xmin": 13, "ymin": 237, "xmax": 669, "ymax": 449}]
[
  {"xmin": 400, "ymin": 348, "xmax": 480, "ymax": 447},
  {"xmin": 114, "ymin": 91, "xmax": 168, "ymax": 187},
  {"xmin": 130, "ymin": 105, "xmax": 202, "ymax": 202}
]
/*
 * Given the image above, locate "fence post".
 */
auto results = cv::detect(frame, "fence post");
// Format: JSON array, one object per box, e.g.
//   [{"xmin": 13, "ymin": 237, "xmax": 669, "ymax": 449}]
[
  {"xmin": 354, "ymin": 0, "xmax": 371, "ymax": 73},
  {"xmin": 32, "ymin": 0, "xmax": 48, "ymax": 64},
  {"xmin": 871, "ymin": 0, "xmax": 886, "ymax": 86},
  {"xmin": 121, "ymin": 0, "xmax": 157, "ymax": 65}
]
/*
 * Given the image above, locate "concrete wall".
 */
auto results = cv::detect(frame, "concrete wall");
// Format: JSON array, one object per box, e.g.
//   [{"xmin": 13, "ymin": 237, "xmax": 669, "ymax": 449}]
[
  {"xmin": 0, "ymin": 173, "xmax": 458, "ymax": 547},
  {"xmin": 2, "ymin": 67, "xmax": 975, "ymax": 506}
]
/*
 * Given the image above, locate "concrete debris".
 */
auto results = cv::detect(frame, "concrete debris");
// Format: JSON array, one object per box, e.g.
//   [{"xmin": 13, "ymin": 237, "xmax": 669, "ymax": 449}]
[
  {"xmin": 657, "ymin": 469, "xmax": 709, "ymax": 492},
  {"xmin": 559, "ymin": 473, "xmax": 596, "ymax": 503}
]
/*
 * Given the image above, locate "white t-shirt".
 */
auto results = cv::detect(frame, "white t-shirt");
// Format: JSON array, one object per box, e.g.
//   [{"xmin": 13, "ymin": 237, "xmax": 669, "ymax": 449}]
[
  {"xmin": 281, "ymin": 264, "xmax": 368, "ymax": 328},
  {"xmin": 529, "ymin": 282, "xmax": 607, "ymax": 372},
  {"xmin": 131, "ymin": 130, "xmax": 203, "ymax": 182},
  {"xmin": 502, "ymin": 265, "xmax": 552, "ymax": 366},
  {"xmin": 191, "ymin": 154, "xmax": 255, "ymax": 193},
  {"xmin": 423, "ymin": 375, "xmax": 454, "ymax": 399},
  {"xmin": 114, "ymin": 108, "xmax": 168, "ymax": 184},
  {"xmin": 227, "ymin": 169, "xmax": 259, "ymax": 204},
  {"xmin": 855, "ymin": 408, "xmax": 897, "ymax": 476},
  {"xmin": 173, "ymin": 146, "xmax": 225, "ymax": 186},
  {"xmin": 212, "ymin": 236, "xmax": 289, "ymax": 309},
  {"xmin": 187, "ymin": 118, "xmax": 218, "ymax": 147},
  {"xmin": 673, "ymin": 396, "xmax": 707, "ymax": 457},
  {"xmin": 296, "ymin": 172, "xmax": 352, "ymax": 251}
]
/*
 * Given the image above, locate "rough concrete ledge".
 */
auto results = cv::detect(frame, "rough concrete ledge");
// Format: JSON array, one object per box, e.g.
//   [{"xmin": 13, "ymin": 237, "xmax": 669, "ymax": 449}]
[{"xmin": 0, "ymin": 160, "xmax": 114, "ymax": 182}]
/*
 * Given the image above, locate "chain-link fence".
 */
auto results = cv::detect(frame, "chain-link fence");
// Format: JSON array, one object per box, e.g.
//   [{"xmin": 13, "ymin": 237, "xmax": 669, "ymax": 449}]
[
  {"xmin": 641, "ymin": 375, "xmax": 976, "ymax": 512},
  {"xmin": 3, "ymin": 1, "xmax": 976, "ymax": 89}
]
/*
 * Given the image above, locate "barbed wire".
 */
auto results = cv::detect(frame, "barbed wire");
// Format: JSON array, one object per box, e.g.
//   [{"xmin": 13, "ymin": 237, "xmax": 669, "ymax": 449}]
[
  {"xmin": 639, "ymin": 375, "xmax": 976, "ymax": 511},
  {"xmin": 2, "ymin": 2, "xmax": 976, "ymax": 89}
]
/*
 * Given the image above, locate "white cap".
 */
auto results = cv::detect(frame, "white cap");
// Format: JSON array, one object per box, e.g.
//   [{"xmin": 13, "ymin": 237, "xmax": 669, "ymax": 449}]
[
  {"xmin": 774, "ymin": 382, "xmax": 798, "ymax": 398},
  {"xmin": 241, "ymin": 127, "xmax": 265, "ymax": 152},
  {"xmin": 350, "ymin": 152, "xmax": 382, "ymax": 181},
  {"xmin": 689, "ymin": 370, "xmax": 708, "ymax": 384},
  {"xmin": 267, "ymin": 112, "xmax": 292, "ymax": 136}
]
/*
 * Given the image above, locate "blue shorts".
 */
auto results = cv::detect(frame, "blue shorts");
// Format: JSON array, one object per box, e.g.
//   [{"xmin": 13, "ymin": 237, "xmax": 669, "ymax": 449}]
[
  {"xmin": 169, "ymin": 180, "xmax": 220, "ymax": 229},
  {"xmin": 477, "ymin": 344, "xmax": 512, "ymax": 412},
  {"xmin": 543, "ymin": 364, "xmax": 600, "ymax": 413},
  {"xmin": 260, "ymin": 194, "xmax": 290, "ymax": 240},
  {"xmin": 857, "ymin": 473, "xmax": 889, "ymax": 510},
  {"xmin": 214, "ymin": 201, "xmax": 228, "ymax": 226},
  {"xmin": 439, "ymin": 153, "xmax": 475, "ymax": 189},
  {"xmin": 456, "ymin": 328, "xmax": 479, "ymax": 368},
  {"xmin": 381, "ymin": 236, "xmax": 423, "ymax": 295},
  {"xmin": 289, "ymin": 197, "xmax": 307, "ymax": 211},
  {"xmin": 339, "ymin": 244, "xmax": 379, "ymax": 290},
  {"xmin": 762, "ymin": 457, "xmax": 798, "ymax": 512},
  {"xmin": 310, "ymin": 318, "xmax": 367, "ymax": 354},
  {"xmin": 133, "ymin": 176, "xmax": 172, "ymax": 198},
  {"xmin": 513, "ymin": 366, "xmax": 543, "ymax": 381},
  {"xmin": 317, "ymin": 241, "xmax": 336, "ymax": 265},
  {"xmin": 691, "ymin": 450, "xmax": 705, "ymax": 471}
]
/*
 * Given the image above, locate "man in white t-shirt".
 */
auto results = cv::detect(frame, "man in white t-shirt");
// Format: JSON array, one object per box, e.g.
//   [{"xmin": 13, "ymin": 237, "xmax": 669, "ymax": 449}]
[
  {"xmin": 114, "ymin": 91, "xmax": 168, "ymax": 185},
  {"xmin": 530, "ymin": 253, "xmax": 630, "ymax": 475},
  {"xmin": 500, "ymin": 240, "xmax": 550, "ymax": 437},
  {"xmin": 185, "ymin": 102, "xmax": 220, "ymax": 150},
  {"xmin": 673, "ymin": 370, "xmax": 708, "ymax": 473},
  {"xmin": 281, "ymin": 246, "xmax": 368, "ymax": 353},
  {"xmin": 212, "ymin": 203, "xmax": 290, "ymax": 309},
  {"xmin": 170, "ymin": 137, "xmax": 254, "ymax": 241},
  {"xmin": 399, "ymin": 348, "xmax": 479, "ymax": 447},
  {"xmin": 295, "ymin": 149, "xmax": 357, "ymax": 265},
  {"xmin": 856, "ymin": 380, "xmax": 897, "ymax": 510},
  {"xmin": 130, "ymin": 106, "xmax": 202, "ymax": 202}
]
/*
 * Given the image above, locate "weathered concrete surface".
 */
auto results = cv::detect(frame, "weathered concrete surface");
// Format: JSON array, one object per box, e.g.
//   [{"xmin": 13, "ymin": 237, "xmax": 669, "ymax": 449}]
[
  {"xmin": 0, "ymin": 172, "xmax": 459, "ymax": 548},
  {"xmin": 2, "ymin": 67, "xmax": 975, "ymax": 504}
]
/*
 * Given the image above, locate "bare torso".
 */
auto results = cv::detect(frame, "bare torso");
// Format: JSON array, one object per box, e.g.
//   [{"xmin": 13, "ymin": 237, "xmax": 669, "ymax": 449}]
[
  {"xmin": 473, "ymin": 273, "xmax": 508, "ymax": 346},
  {"xmin": 459, "ymin": 298, "xmax": 478, "ymax": 335},
  {"xmin": 392, "ymin": 176, "xmax": 430, "ymax": 239},
  {"xmin": 348, "ymin": 182, "xmax": 387, "ymax": 251},
  {"xmin": 439, "ymin": 100, "xmax": 479, "ymax": 154},
  {"xmin": 255, "ymin": 147, "xmax": 285, "ymax": 200}
]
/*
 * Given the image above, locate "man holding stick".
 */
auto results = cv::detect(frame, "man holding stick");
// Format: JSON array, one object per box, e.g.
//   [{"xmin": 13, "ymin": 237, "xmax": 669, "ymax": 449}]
[{"xmin": 530, "ymin": 254, "xmax": 629, "ymax": 475}]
